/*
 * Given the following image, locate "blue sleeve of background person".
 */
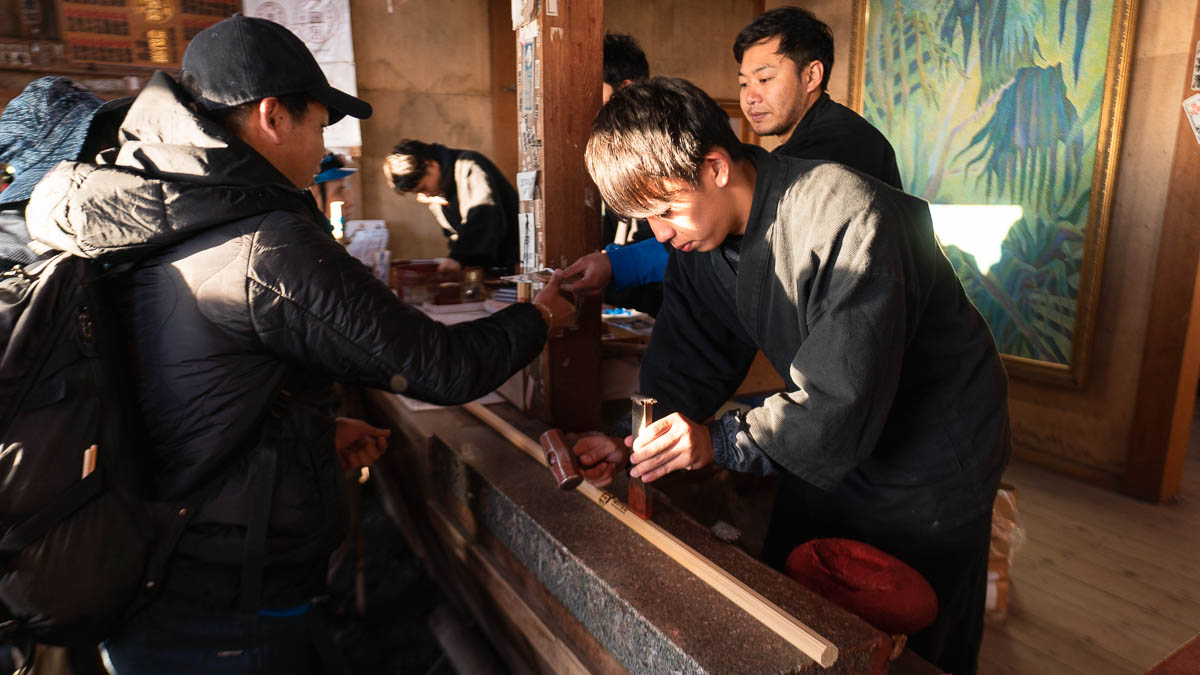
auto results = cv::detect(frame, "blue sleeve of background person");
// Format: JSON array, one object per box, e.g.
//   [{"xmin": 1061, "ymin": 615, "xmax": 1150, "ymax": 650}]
[{"xmin": 606, "ymin": 238, "xmax": 669, "ymax": 291}]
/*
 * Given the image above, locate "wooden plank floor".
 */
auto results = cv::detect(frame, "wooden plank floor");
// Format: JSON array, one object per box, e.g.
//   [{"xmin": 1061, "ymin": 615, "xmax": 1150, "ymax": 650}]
[{"xmin": 979, "ymin": 411, "xmax": 1200, "ymax": 674}]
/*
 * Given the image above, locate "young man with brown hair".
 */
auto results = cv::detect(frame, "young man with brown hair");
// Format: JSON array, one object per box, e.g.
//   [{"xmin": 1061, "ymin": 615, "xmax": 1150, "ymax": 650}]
[{"xmin": 572, "ymin": 77, "xmax": 1010, "ymax": 675}]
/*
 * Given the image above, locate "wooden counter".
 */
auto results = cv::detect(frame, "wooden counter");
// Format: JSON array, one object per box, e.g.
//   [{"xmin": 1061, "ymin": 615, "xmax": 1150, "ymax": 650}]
[{"xmin": 363, "ymin": 389, "xmax": 940, "ymax": 674}]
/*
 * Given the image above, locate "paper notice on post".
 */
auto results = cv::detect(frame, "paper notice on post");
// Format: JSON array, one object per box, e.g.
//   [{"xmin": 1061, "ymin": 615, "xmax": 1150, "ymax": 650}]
[
  {"xmin": 516, "ymin": 170, "xmax": 538, "ymax": 201},
  {"xmin": 1192, "ymin": 40, "xmax": 1200, "ymax": 91},
  {"xmin": 1183, "ymin": 94, "xmax": 1200, "ymax": 145},
  {"xmin": 512, "ymin": 0, "xmax": 536, "ymax": 29},
  {"xmin": 518, "ymin": 212, "xmax": 537, "ymax": 272}
]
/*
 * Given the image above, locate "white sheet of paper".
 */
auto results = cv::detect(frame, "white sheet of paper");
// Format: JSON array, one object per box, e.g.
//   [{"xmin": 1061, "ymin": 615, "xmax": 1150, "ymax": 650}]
[
  {"xmin": 347, "ymin": 228, "xmax": 389, "ymax": 267},
  {"xmin": 1183, "ymin": 94, "xmax": 1200, "ymax": 145},
  {"xmin": 1192, "ymin": 40, "xmax": 1200, "ymax": 91},
  {"xmin": 244, "ymin": 0, "xmax": 361, "ymax": 147},
  {"xmin": 344, "ymin": 219, "xmax": 386, "ymax": 240},
  {"xmin": 512, "ymin": 0, "xmax": 536, "ymax": 29},
  {"xmin": 519, "ymin": 212, "xmax": 537, "ymax": 272},
  {"xmin": 516, "ymin": 170, "xmax": 538, "ymax": 201},
  {"xmin": 395, "ymin": 391, "xmax": 504, "ymax": 411}
]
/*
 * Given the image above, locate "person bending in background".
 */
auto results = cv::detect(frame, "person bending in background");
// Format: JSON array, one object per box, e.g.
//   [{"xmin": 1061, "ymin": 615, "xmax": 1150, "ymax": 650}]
[{"xmin": 383, "ymin": 139, "xmax": 518, "ymax": 275}]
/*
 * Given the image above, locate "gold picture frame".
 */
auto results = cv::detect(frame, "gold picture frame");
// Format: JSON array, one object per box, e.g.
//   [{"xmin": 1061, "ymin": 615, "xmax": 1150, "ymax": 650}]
[{"xmin": 848, "ymin": 0, "xmax": 1138, "ymax": 386}]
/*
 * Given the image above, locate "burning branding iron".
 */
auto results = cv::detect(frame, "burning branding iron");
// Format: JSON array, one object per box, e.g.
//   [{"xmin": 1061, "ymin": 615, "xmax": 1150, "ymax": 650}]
[{"xmin": 628, "ymin": 394, "xmax": 655, "ymax": 519}]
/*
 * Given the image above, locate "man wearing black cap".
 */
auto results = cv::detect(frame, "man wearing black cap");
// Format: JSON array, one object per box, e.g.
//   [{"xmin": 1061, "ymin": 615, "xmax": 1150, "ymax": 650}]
[{"xmin": 25, "ymin": 14, "xmax": 573, "ymax": 673}]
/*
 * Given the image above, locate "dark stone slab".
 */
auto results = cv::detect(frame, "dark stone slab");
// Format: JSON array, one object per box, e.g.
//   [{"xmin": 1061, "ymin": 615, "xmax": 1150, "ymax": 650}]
[{"xmin": 378, "ymin": 398, "xmax": 892, "ymax": 674}]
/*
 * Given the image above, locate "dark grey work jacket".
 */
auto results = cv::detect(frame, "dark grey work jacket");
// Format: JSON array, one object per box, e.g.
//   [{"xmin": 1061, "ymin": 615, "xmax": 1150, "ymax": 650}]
[
  {"xmin": 776, "ymin": 91, "xmax": 904, "ymax": 192},
  {"xmin": 26, "ymin": 72, "xmax": 547, "ymax": 608},
  {"xmin": 641, "ymin": 146, "xmax": 1011, "ymax": 531}
]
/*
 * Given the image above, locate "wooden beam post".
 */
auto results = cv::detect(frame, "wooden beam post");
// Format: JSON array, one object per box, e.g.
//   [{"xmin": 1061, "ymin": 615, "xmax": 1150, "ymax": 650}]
[
  {"xmin": 514, "ymin": 0, "xmax": 603, "ymax": 431},
  {"xmin": 488, "ymin": 0, "xmax": 519, "ymax": 181},
  {"xmin": 1124, "ymin": 5, "xmax": 1200, "ymax": 502}
]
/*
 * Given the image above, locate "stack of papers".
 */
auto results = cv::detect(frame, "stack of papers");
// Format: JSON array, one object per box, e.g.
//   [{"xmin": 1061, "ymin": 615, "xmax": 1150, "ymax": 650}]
[{"xmin": 347, "ymin": 228, "xmax": 389, "ymax": 269}]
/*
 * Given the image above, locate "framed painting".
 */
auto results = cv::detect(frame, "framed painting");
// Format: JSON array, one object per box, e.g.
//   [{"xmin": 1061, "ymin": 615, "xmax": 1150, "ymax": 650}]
[{"xmin": 849, "ymin": 0, "xmax": 1138, "ymax": 385}]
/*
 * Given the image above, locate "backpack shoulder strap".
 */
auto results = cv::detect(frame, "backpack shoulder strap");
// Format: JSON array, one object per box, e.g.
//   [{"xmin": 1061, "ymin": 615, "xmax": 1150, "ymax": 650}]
[{"xmin": 0, "ymin": 471, "xmax": 103, "ymax": 561}]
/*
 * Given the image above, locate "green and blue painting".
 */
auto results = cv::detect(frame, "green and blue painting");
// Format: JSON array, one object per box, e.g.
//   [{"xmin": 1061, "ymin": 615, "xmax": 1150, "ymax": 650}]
[{"xmin": 863, "ymin": 0, "xmax": 1117, "ymax": 364}]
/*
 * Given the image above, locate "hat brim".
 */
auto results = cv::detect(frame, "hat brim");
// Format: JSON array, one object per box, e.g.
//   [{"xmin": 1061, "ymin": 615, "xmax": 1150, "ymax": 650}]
[
  {"xmin": 310, "ymin": 84, "xmax": 371, "ymax": 124},
  {"xmin": 315, "ymin": 167, "xmax": 356, "ymax": 184}
]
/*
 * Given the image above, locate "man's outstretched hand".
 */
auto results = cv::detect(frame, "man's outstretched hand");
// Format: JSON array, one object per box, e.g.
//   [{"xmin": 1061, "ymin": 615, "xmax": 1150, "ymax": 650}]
[
  {"xmin": 556, "ymin": 251, "xmax": 612, "ymax": 294},
  {"xmin": 335, "ymin": 417, "xmax": 391, "ymax": 470}
]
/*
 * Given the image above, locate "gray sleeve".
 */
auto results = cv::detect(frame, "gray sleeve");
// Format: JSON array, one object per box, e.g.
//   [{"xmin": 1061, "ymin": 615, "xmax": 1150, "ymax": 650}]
[{"xmin": 706, "ymin": 410, "xmax": 780, "ymax": 477}]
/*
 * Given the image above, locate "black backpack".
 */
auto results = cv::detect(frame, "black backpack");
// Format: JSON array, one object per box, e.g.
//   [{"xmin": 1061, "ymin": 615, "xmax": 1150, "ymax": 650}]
[{"xmin": 0, "ymin": 252, "xmax": 194, "ymax": 646}]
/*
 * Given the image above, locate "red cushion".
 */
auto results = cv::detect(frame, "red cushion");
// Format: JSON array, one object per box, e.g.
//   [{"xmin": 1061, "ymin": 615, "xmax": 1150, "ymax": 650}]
[{"xmin": 785, "ymin": 538, "xmax": 938, "ymax": 635}]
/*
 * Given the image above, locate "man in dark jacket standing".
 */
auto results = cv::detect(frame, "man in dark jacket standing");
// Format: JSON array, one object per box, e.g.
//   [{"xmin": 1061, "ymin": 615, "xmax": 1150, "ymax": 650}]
[
  {"xmin": 26, "ymin": 14, "xmax": 571, "ymax": 674},
  {"xmin": 735, "ymin": 5, "xmax": 903, "ymax": 190},
  {"xmin": 574, "ymin": 78, "xmax": 1009, "ymax": 675},
  {"xmin": 384, "ymin": 139, "xmax": 519, "ymax": 274}
]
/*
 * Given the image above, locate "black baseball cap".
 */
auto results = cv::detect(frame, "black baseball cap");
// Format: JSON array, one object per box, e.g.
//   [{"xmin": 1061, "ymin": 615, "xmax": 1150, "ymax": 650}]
[{"xmin": 181, "ymin": 13, "xmax": 371, "ymax": 124}]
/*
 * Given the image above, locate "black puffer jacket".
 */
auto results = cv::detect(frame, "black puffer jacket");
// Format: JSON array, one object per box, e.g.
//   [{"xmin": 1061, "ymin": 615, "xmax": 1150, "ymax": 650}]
[{"xmin": 26, "ymin": 72, "xmax": 547, "ymax": 609}]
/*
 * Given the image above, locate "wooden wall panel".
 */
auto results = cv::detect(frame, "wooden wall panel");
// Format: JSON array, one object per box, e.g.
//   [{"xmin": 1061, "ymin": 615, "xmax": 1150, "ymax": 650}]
[
  {"xmin": 517, "ymin": 0, "xmax": 603, "ymax": 431},
  {"xmin": 488, "ymin": 0, "xmax": 517, "ymax": 182},
  {"xmin": 349, "ymin": 0, "xmax": 495, "ymax": 261},
  {"xmin": 1124, "ymin": 5, "xmax": 1200, "ymax": 501},
  {"xmin": 604, "ymin": 0, "xmax": 758, "ymax": 101}
]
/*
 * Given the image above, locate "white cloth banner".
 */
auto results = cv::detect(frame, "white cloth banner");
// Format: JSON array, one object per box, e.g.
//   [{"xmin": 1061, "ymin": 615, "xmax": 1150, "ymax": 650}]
[{"xmin": 244, "ymin": 0, "xmax": 362, "ymax": 148}]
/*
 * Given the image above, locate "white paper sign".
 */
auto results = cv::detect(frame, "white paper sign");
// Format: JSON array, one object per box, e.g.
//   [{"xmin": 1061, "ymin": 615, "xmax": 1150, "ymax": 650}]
[
  {"xmin": 511, "ymin": 0, "xmax": 536, "ymax": 29},
  {"xmin": 518, "ymin": 19, "xmax": 538, "ymax": 43},
  {"xmin": 518, "ymin": 212, "xmax": 537, "ymax": 272},
  {"xmin": 1183, "ymin": 94, "xmax": 1200, "ymax": 146},
  {"xmin": 244, "ymin": 0, "xmax": 362, "ymax": 147},
  {"xmin": 1192, "ymin": 40, "xmax": 1200, "ymax": 91},
  {"xmin": 344, "ymin": 218, "xmax": 386, "ymax": 240},
  {"xmin": 516, "ymin": 170, "xmax": 538, "ymax": 201}
]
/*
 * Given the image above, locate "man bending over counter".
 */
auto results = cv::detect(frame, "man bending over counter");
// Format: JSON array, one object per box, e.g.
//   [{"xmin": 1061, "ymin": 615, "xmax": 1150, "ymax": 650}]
[{"xmin": 569, "ymin": 77, "xmax": 1010, "ymax": 675}]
